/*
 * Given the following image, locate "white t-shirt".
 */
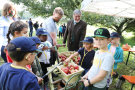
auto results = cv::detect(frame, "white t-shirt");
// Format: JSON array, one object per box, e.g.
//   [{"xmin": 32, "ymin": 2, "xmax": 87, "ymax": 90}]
[
  {"xmin": 38, "ymin": 41, "xmax": 52, "ymax": 64},
  {"xmin": 88, "ymin": 50, "xmax": 114, "ymax": 88},
  {"xmin": 43, "ymin": 16, "xmax": 57, "ymax": 44},
  {"xmin": 0, "ymin": 16, "xmax": 14, "ymax": 46}
]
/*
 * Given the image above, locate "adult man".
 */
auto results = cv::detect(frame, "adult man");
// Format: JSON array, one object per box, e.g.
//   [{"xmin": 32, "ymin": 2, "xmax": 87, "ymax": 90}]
[
  {"xmin": 29, "ymin": 18, "xmax": 33, "ymax": 37},
  {"xmin": 34, "ymin": 21, "xmax": 39, "ymax": 31},
  {"xmin": 63, "ymin": 9, "xmax": 87, "ymax": 51},
  {"xmin": 43, "ymin": 7, "xmax": 64, "ymax": 66},
  {"xmin": 43, "ymin": 7, "xmax": 64, "ymax": 46}
]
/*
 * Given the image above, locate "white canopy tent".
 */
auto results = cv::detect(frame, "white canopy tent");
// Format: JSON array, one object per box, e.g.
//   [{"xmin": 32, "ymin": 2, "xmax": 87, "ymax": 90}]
[{"xmin": 81, "ymin": 0, "xmax": 135, "ymax": 18}]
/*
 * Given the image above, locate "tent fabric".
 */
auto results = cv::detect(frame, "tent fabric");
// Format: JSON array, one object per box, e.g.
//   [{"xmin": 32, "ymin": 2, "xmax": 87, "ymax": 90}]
[{"xmin": 81, "ymin": 0, "xmax": 135, "ymax": 18}]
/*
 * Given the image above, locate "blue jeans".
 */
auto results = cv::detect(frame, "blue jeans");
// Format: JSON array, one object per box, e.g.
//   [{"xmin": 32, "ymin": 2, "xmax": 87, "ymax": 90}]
[
  {"xmin": 29, "ymin": 27, "xmax": 33, "ymax": 37},
  {"xmin": 1, "ymin": 46, "xmax": 7, "ymax": 62}
]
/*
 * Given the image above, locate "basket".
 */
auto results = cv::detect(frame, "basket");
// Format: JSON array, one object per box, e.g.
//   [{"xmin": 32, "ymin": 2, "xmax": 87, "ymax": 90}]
[{"xmin": 57, "ymin": 63, "xmax": 84, "ymax": 84}]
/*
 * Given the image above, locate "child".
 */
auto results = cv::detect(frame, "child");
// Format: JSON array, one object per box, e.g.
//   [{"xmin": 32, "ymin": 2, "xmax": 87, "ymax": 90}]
[
  {"xmin": 36, "ymin": 28, "xmax": 52, "ymax": 84},
  {"xmin": 30, "ymin": 36, "xmax": 41, "ymax": 74},
  {"xmin": 82, "ymin": 28, "xmax": 114, "ymax": 90},
  {"xmin": 66, "ymin": 37, "xmax": 95, "ymax": 76},
  {"xmin": 0, "ymin": 37, "xmax": 40, "ymax": 90},
  {"xmin": 108, "ymin": 32, "xmax": 123, "ymax": 70},
  {"xmin": 6, "ymin": 21, "xmax": 28, "ymax": 63},
  {"xmin": 106, "ymin": 32, "xmax": 123, "ymax": 89}
]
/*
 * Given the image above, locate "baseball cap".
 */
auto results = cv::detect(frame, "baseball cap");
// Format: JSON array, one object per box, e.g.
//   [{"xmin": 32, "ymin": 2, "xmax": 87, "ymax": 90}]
[
  {"xmin": 93, "ymin": 28, "xmax": 110, "ymax": 38},
  {"xmin": 110, "ymin": 32, "xmax": 120, "ymax": 38},
  {"xmin": 30, "ymin": 37, "xmax": 41, "ymax": 44},
  {"xmin": 81, "ymin": 37, "xmax": 93, "ymax": 43},
  {"xmin": 36, "ymin": 28, "xmax": 48, "ymax": 36},
  {"xmin": 7, "ymin": 37, "xmax": 37, "ymax": 52}
]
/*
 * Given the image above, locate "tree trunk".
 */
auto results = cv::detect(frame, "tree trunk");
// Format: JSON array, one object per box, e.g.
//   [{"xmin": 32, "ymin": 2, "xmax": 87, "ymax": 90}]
[{"xmin": 116, "ymin": 28, "xmax": 124, "ymax": 43}]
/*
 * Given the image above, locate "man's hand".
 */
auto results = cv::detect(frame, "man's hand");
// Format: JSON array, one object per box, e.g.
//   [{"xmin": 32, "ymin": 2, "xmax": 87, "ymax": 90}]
[{"xmin": 53, "ymin": 40, "xmax": 57, "ymax": 46}]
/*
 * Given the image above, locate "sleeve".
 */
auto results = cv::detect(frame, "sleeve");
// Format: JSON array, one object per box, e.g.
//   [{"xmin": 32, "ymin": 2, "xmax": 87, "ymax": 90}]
[
  {"xmin": 26, "ymin": 77, "xmax": 40, "ymax": 90},
  {"xmin": 114, "ymin": 49, "xmax": 123, "ymax": 63},
  {"xmin": 63, "ymin": 21, "xmax": 69, "ymax": 44},
  {"xmin": 101, "ymin": 53, "xmax": 114, "ymax": 72},
  {"xmin": 78, "ymin": 48, "xmax": 84, "ymax": 55},
  {"xmin": 79, "ymin": 22, "xmax": 87, "ymax": 47},
  {"xmin": 43, "ymin": 20, "xmax": 54, "ymax": 33}
]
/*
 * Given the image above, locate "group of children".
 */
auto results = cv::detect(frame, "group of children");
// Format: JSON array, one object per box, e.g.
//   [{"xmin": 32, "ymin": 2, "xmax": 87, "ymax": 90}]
[
  {"xmin": 0, "ymin": 21, "xmax": 57, "ymax": 90},
  {"xmin": 0, "ymin": 20, "xmax": 123, "ymax": 90},
  {"xmin": 66, "ymin": 28, "xmax": 123, "ymax": 90}
]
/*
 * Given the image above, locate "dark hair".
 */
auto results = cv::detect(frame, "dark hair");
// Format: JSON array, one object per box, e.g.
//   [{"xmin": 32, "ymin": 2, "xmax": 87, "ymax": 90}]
[
  {"xmin": 7, "ymin": 43, "xmax": 31, "ymax": 62},
  {"xmin": 7, "ymin": 21, "xmax": 28, "ymax": 43}
]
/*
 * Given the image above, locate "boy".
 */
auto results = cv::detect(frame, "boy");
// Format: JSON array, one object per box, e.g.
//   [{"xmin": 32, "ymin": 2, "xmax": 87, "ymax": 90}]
[
  {"xmin": 36, "ymin": 28, "xmax": 52, "ymax": 84},
  {"xmin": 0, "ymin": 37, "xmax": 40, "ymax": 90},
  {"xmin": 66, "ymin": 37, "xmax": 95, "ymax": 76},
  {"xmin": 82, "ymin": 28, "xmax": 114, "ymax": 90}
]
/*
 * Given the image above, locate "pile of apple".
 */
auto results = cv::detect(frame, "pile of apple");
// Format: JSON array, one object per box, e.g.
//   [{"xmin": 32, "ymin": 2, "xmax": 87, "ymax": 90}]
[
  {"xmin": 59, "ymin": 52, "xmax": 81, "ymax": 65},
  {"xmin": 61, "ymin": 62, "xmax": 79, "ymax": 75}
]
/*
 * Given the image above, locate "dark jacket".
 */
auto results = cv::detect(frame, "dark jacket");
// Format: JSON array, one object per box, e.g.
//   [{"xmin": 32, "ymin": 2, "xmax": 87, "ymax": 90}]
[{"xmin": 63, "ymin": 20, "xmax": 87, "ymax": 51}]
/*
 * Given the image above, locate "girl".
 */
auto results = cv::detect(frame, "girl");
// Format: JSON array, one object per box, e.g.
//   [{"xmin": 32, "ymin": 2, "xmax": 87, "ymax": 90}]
[
  {"xmin": 66, "ymin": 37, "xmax": 95, "ymax": 76},
  {"xmin": 6, "ymin": 21, "xmax": 28, "ymax": 63},
  {"xmin": 0, "ymin": 3, "xmax": 17, "ymax": 62},
  {"xmin": 106, "ymin": 32, "xmax": 123, "ymax": 90}
]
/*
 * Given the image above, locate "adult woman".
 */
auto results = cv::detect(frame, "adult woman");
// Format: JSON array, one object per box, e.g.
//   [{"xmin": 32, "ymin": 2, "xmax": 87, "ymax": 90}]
[{"xmin": 0, "ymin": 3, "xmax": 17, "ymax": 62}]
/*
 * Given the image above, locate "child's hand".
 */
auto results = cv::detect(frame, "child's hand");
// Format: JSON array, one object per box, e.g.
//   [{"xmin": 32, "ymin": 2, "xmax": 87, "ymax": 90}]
[
  {"xmin": 65, "ymin": 58, "xmax": 70, "ymax": 62},
  {"xmin": 42, "ymin": 46, "xmax": 48, "ymax": 50},
  {"xmin": 83, "ymin": 79, "xmax": 89, "ymax": 87},
  {"xmin": 82, "ymin": 75, "xmax": 88, "ymax": 80},
  {"xmin": 37, "ymin": 77, "xmax": 43, "ymax": 84}
]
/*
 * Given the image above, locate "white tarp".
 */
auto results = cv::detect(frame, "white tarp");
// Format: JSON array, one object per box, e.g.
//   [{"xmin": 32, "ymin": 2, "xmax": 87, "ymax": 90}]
[{"xmin": 81, "ymin": 0, "xmax": 135, "ymax": 18}]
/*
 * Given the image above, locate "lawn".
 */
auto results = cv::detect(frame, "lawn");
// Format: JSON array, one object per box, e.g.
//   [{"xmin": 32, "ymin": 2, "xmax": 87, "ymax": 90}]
[
  {"xmin": 0, "ymin": 36, "xmax": 135, "ymax": 90},
  {"xmin": 57, "ymin": 37, "xmax": 135, "ymax": 90}
]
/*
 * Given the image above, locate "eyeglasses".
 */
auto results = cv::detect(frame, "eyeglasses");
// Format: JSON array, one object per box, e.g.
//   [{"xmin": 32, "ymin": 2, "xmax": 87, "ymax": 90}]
[{"xmin": 31, "ymin": 52, "xmax": 37, "ymax": 55}]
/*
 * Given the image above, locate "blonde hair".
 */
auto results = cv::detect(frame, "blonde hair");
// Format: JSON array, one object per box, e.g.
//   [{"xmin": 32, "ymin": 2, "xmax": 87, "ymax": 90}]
[
  {"xmin": 2, "ymin": 3, "xmax": 16, "ymax": 17},
  {"xmin": 53, "ymin": 7, "xmax": 64, "ymax": 16},
  {"xmin": 83, "ymin": 43, "xmax": 94, "ymax": 50}
]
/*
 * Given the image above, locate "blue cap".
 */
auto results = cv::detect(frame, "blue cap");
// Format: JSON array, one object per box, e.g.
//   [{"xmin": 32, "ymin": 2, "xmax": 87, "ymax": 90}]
[
  {"xmin": 81, "ymin": 37, "xmax": 93, "ymax": 43},
  {"xmin": 30, "ymin": 37, "xmax": 41, "ymax": 44},
  {"xmin": 36, "ymin": 28, "xmax": 48, "ymax": 36},
  {"xmin": 7, "ymin": 37, "xmax": 37, "ymax": 52},
  {"xmin": 110, "ymin": 32, "xmax": 120, "ymax": 38}
]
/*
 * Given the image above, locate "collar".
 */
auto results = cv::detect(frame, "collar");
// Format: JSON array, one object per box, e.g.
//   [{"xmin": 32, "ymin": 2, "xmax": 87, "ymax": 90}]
[
  {"xmin": 10, "ymin": 64, "xmax": 28, "ymax": 71},
  {"xmin": 73, "ymin": 20, "xmax": 80, "ymax": 25}
]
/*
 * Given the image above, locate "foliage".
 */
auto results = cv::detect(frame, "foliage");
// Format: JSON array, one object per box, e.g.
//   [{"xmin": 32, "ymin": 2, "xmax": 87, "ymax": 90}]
[
  {"xmin": 11, "ymin": 0, "xmax": 135, "ymax": 41},
  {"xmin": 11, "ymin": 0, "xmax": 82, "ymax": 18}
]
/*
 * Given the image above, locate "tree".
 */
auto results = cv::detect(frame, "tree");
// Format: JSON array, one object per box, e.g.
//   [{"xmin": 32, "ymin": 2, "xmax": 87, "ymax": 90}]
[
  {"xmin": 11, "ymin": 0, "xmax": 82, "ymax": 18},
  {"xmin": 11, "ymin": 0, "xmax": 135, "ymax": 42},
  {"xmin": 82, "ymin": 12, "xmax": 135, "ymax": 42}
]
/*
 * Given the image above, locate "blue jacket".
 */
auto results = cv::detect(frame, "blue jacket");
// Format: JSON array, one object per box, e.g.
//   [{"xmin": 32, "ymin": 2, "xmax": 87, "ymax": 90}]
[{"xmin": 108, "ymin": 43, "xmax": 123, "ymax": 69}]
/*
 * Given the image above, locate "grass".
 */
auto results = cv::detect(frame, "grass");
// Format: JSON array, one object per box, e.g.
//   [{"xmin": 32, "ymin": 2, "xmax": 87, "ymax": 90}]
[
  {"xmin": 57, "ymin": 37, "xmax": 135, "ymax": 90},
  {"xmin": 1, "ymin": 36, "xmax": 135, "ymax": 90}
]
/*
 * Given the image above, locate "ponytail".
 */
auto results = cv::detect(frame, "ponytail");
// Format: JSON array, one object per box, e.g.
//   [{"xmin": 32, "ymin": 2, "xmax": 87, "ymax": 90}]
[
  {"xmin": 6, "ymin": 21, "xmax": 28, "ymax": 43},
  {"xmin": 7, "ymin": 28, "xmax": 11, "ymax": 43}
]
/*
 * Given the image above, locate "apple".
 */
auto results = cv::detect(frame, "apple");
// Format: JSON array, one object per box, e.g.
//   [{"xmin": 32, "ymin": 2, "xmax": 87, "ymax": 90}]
[
  {"xmin": 61, "ymin": 67, "xmax": 69, "ymax": 74},
  {"xmin": 74, "ymin": 65, "xmax": 79, "ymax": 70},
  {"xmin": 64, "ymin": 62, "xmax": 68, "ymax": 66}
]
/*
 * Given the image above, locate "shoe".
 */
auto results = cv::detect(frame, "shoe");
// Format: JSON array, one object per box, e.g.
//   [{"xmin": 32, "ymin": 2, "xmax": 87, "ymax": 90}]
[{"xmin": 113, "ymin": 72, "xmax": 119, "ymax": 78}]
